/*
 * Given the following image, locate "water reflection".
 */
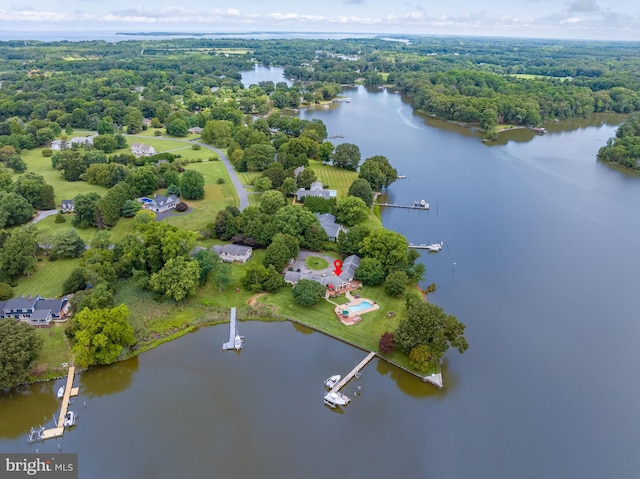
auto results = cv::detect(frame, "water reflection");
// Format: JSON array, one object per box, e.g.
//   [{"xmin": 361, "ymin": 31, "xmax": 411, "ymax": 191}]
[
  {"xmin": 291, "ymin": 321, "xmax": 315, "ymax": 335},
  {"xmin": 375, "ymin": 360, "xmax": 445, "ymax": 399},
  {"xmin": 79, "ymin": 356, "xmax": 138, "ymax": 398},
  {"xmin": 0, "ymin": 383, "xmax": 59, "ymax": 439}
]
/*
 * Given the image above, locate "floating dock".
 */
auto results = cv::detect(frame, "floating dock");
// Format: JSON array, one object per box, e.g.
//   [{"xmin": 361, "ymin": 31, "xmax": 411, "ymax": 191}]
[
  {"xmin": 374, "ymin": 201, "xmax": 429, "ymax": 210},
  {"xmin": 329, "ymin": 351, "xmax": 377, "ymax": 395},
  {"xmin": 223, "ymin": 307, "xmax": 244, "ymax": 350},
  {"xmin": 30, "ymin": 367, "xmax": 79, "ymax": 442}
]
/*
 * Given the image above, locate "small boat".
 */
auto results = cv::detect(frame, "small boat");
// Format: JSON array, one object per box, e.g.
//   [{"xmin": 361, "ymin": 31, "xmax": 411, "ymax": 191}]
[
  {"xmin": 425, "ymin": 241, "xmax": 444, "ymax": 252},
  {"xmin": 63, "ymin": 411, "xmax": 76, "ymax": 428},
  {"xmin": 324, "ymin": 375, "xmax": 341, "ymax": 389},
  {"xmin": 57, "ymin": 387, "xmax": 65, "ymax": 399},
  {"xmin": 397, "ymin": 175, "xmax": 407, "ymax": 179},
  {"xmin": 323, "ymin": 391, "xmax": 351, "ymax": 408},
  {"xmin": 234, "ymin": 334, "xmax": 244, "ymax": 350}
]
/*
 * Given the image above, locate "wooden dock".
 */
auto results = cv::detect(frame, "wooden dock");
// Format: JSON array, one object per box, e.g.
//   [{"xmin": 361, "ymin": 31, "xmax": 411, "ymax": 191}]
[
  {"xmin": 329, "ymin": 351, "xmax": 377, "ymax": 394},
  {"xmin": 374, "ymin": 201, "xmax": 429, "ymax": 210},
  {"xmin": 223, "ymin": 307, "xmax": 244, "ymax": 350},
  {"xmin": 40, "ymin": 367, "xmax": 79, "ymax": 440}
]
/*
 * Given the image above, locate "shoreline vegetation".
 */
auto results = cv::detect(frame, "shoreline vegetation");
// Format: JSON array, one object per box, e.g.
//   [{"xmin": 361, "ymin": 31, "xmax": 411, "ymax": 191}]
[{"xmin": 19, "ymin": 33, "xmax": 640, "ymax": 389}]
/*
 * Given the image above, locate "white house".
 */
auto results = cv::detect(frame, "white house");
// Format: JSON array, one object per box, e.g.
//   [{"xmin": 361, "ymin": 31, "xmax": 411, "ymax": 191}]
[
  {"xmin": 131, "ymin": 143, "xmax": 156, "ymax": 157},
  {"xmin": 139, "ymin": 194, "xmax": 179, "ymax": 213},
  {"xmin": 213, "ymin": 244, "xmax": 253, "ymax": 263},
  {"xmin": 296, "ymin": 181, "xmax": 337, "ymax": 201}
]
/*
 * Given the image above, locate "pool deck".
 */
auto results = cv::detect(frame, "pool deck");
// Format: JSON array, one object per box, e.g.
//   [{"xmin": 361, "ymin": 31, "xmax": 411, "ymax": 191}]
[{"xmin": 334, "ymin": 293, "xmax": 380, "ymax": 325}]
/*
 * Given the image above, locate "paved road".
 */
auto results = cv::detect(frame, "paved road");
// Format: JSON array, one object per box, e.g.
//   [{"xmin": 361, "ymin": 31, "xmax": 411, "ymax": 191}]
[{"xmin": 125, "ymin": 135, "xmax": 249, "ymax": 211}]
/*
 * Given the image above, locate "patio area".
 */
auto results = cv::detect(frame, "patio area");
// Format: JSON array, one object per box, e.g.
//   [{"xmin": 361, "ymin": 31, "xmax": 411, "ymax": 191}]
[{"xmin": 334, "ymin": 294, "xmax": 380, "ymax": 326}]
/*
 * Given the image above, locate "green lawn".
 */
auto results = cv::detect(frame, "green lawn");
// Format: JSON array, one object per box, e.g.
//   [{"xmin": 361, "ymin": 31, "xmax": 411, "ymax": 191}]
[
  {"xmin": 33, "ymin": 325, "xmax": 72, "ymax": 374},
  {"xmin": 305, "ymin": 255, "xmax": 329, "ymax": 270},
  {"xmin": 13, "ymin": 257, "xmax": 81, "ymax": 298}
]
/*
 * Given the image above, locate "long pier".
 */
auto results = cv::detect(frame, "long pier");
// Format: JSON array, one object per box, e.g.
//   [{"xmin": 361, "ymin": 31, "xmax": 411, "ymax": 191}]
[
  {"xmin": 223, "ymin": 307, "xmax": 244, "ymax": 350},
  {"xmin": 40, "ymin": 367, "xmax": 79, "ymax": 441},
  {"xmin": 374, "ymin": 201, "xmax": 429, "ymax": 210},
  {"xmin": 329, "ymin": 351, "xmax": 377, "ymax": 394}
]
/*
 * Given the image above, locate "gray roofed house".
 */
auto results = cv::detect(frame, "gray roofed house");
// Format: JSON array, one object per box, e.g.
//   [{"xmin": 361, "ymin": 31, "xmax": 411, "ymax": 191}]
[
  {"xmin": 315, "ymin": 213, "xmax": 346, "ymax": 241},
  {"xmin": 140, "ymin": 194, "xmax": 179, "ymax": 213},
  {"xmin": 284, "ymin": 254, "xmax": 361, "ymax": 291},
  {"xmin": 188, "ymin": 126, "xmax": 203, "ymax": 134},
  {"xmin": 61, "ymin": 199, "xmax": 74, "ymax": 213},
  {"xmin": 296, "ymin": 181, "xmax": 337, "ymax": 201},
  {"xmin": 213, "ymin": 244, "xmax": 253, "ymax": 263},
  {"xmin": 131, "ymin": 143, "xmax": 156, "ymax": 157},
  {"xmin": 69, "ymin": 135, "xmax": 96, "ymax": 147},
  {"xmin": 0, "ymin": 295, "xmax": 70, "ymax": 326}
]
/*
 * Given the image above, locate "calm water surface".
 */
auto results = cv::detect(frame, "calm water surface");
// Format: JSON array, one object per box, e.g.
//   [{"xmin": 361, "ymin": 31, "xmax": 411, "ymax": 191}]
[{"xmin": 2, "ymin": 69, "xmax": 640, "ymax": 479}]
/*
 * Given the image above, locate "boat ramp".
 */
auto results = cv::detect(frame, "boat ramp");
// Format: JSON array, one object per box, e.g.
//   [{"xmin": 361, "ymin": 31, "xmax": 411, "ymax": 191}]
[{"xmin": 222, "ymin": 307, "xmax": 244, "ymax": 351}]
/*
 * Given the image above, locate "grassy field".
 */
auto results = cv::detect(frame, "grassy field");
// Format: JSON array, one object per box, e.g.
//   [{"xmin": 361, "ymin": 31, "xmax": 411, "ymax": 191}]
[
  {"xmin": 33, "ymin": 325, "xmax": 72, "ymax": 375},
  {"xmin": 14, "ymin": 258, "xmax": 81, "ymax": 298}
]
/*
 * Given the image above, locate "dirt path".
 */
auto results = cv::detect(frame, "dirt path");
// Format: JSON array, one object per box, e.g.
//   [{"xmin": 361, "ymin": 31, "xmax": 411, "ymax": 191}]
[{"xmin": 247, "ymin": 292, "xmax": 267, "ymax": 305}]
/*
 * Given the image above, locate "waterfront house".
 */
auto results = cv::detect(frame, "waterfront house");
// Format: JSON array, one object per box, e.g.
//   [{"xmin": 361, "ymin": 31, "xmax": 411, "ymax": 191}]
[
  {"xmin": 0, "ymin": 295, "xmax": 70, "ymax": 326},
  {"xmin": 296, "ymin": 181, "xmax": 337, "ymax": 202},
  {"xmin": 188, "ymin": 127, "xmax": 203, "ymax": 134}
]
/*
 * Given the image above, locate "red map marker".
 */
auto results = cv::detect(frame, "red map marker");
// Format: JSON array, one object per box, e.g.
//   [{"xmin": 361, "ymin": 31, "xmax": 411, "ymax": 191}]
[{"xmin": 333, "ymin": 259, "xmax": 343, "ymax": 276}]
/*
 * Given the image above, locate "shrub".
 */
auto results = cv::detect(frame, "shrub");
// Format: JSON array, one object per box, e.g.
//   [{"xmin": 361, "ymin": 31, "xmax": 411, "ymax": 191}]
[
  {"xmin": 154, "ymin": 130, "xmax": 162, "ymax": 136},
  {"xmin": 175, "ymin": 201, "xmax": 188, "ymax": 212},
  {"xmin": 379, "ymin": 332, "xmax": 395, "ymax": 354},
  {"xmin": 54, "ymin": 213, "xmax": 66, "ymax": 223},
  {"xmin": 192, "ymin": 144, "xmax": 202, "ymax": 150},
  {"xmin": 41, "ymin": 148, "xmax": 53, "ymax": 157},
  {"xmin": 216, "ymin": 178, "xmax": 225, "ymax": 184}
]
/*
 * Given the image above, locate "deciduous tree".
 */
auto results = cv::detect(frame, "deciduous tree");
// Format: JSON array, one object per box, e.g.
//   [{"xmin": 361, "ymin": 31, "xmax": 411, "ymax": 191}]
[
  {"xmin": 292, "ymin": 279, "xmax": 326, "ymax": 306},
  {"xmin": 0, "ymin": 319, "xmax": 43, "ymax": 390}
]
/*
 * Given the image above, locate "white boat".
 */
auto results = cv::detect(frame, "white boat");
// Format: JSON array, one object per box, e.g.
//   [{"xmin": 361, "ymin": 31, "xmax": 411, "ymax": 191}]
[
  {"xmin": 234, "ymin": 334, "xmax": 244, "ymax": 350},
  {"xmin": 63, "ymin": 411, "xmax": 76, "ymax": 428},
  {"xmin": 425, "ymin": 241, "xmax": 444, "ymax": 252},
  {"xmin": 324, "ymin": 375, "xmax": 341, "ymax": 389},
  {"xmin": 323, "ymin": 391, "xmax": 351, "ymax": 408},
  {"xmin": 397, "ymin": 175, "xmax": 407, "ymax": 179},
  {"xmin": 57, "ymin": 387, "xmax": 64, "ymax": 399}
]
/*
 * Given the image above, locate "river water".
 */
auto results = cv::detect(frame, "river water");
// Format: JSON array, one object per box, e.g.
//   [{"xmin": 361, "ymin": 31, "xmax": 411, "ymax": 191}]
[{"xmin": 2, "ymin": 70, "xmax": 640, "ymax": 479}]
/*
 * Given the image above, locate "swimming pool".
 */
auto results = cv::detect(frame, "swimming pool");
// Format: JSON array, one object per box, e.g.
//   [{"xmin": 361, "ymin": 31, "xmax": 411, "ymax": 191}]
[{"xmin": 346, "ymin": 301, "xmax": 373, "ymax": 313}]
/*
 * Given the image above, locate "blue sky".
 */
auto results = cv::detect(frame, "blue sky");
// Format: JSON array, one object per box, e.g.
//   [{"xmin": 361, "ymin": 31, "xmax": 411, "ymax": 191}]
[{"xmin": 1, "ymin": 0, "xmax": 639, "ymax": 40}]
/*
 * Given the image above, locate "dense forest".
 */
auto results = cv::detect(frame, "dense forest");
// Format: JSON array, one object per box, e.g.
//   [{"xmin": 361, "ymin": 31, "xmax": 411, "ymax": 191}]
[
  {"xmin": 1, "ymin": 36, "xmax": 639, "ymax": 147},
  {"xmin": 597, "ymin": 113, "xmax": 640, "ymax": 170}
]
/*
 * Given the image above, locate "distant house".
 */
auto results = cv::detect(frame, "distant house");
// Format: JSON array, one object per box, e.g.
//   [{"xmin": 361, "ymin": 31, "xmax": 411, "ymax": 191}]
[
  {"xmin": 188, "ymin": 126, "xmax": 203, "ymax": 134},
  {"xmin": 69, "ymin": 135, "xmax": 96, "ymax": 148},
  {"xmin": 315, "ymin": 213, "xmax": 346, "ymax": 241},
  {"xmin": 50, "ymin": 139, "xmax": 64, "ymax": 150},
  {"xmin": 296, "ymin": 181, "xmax": 337, "ymax": 202},
  {"xmin": 139, "ymin": 194, "xmax": 179, "ymax": 213},
  {"xmin": 0, "ymin": 295, "xmax": 70, "ymax": 326},
  {"xmin": 61, "ymin": 199, "xmax": 74, "ymax": 213},
  {"xmin": 131, "ymin": 143, "xmax": 156, "ymax": 157},
  {"xmin": 213, "ymin": 244, "xmax": 253, "ymax": 263},
  {"xmin": 142, "ymin": 118, "xmax": 152, "ymax": 127}
]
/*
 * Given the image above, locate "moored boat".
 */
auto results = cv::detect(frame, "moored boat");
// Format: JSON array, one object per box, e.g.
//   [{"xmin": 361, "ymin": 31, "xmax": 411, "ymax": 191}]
[
  {"xmin": 57, "ymin": 387, "xmax": 64, "ymax": 399},
  {"xmin": 63, "ymin": 411, "xmax": 76, "ymax": 428},
  {"xmin": 323, "ymin": 391, "xmax": 351, "ymax": 408},
  {"xmin": 324, "ymin": 375, "xmax": 341, "ymax": 389}
]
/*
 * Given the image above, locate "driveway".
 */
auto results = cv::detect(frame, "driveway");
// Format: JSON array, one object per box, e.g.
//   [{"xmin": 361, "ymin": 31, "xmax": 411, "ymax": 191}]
[
  {"xmin": 31, "ymin": 209, "xmax": 58, "ymax": 223},
  {"xmin": 289, "ymin": 250, "xmax": 337, "ymax": 276}
]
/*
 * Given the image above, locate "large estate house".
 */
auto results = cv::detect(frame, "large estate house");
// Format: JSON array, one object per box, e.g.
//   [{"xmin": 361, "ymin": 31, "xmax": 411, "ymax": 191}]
[
  {"xmin": 0, "ymin": 295, "xmax": 70, "ymax": 326},
  {"xmin": 130, "ymin": 143, "xmax": 156, "ymax": 157},
  {"xmin": 296, "ymin": 181, "xmax": 337, "ymax": 201},
  {"xmin": 284, "ymin": 254, "xmax": 361, "ymax": 291},
  {"xmin": 50, "ymin": 135, "xmax": 96, "ymax": 150}
]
